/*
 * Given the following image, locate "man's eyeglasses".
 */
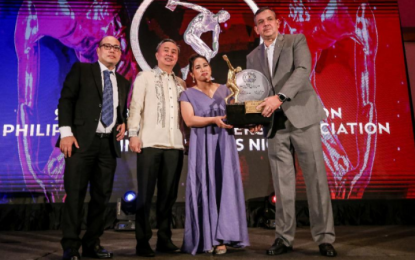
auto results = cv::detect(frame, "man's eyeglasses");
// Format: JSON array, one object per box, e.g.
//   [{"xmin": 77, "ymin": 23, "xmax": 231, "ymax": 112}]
[{"xmin": 100, "ymin": 43, "xmax": 122, "ymax": 52}]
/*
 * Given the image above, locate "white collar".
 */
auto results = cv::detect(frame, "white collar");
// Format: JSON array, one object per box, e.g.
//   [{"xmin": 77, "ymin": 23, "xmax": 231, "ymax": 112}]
[
  {"xmin": 264, "ymin": 36, "xmax": 278, "ymax": 50},
  {"xmin": 98, "ymin": 60, "xmax": 116, "ymax": 74},
  {"xmin": 154, "ymin": 66, "xmax": 176, "ymax": 78}
]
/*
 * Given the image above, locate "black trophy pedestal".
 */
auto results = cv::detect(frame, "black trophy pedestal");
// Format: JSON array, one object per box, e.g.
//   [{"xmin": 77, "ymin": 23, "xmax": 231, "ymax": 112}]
[{"xmin": 226, "ymin": 103, "xmax": 272, "ymax": 127}]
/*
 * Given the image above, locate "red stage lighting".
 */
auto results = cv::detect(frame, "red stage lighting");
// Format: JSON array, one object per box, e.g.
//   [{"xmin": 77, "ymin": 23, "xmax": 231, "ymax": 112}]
[{"xmin": 268, "ymin": 192, "xmax": 277, "ymax": 205}]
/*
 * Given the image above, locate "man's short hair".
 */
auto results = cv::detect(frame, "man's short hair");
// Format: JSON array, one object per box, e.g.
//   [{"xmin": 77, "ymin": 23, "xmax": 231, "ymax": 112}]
[
  {"xmin": 254, "ymin": 7, "xmax": 277, "ymax": 25},
  {"xmin": 98, "ymin": 36, "xmax": 119, "ymax": 47},
  {"xmin": 156, "ymin": 39, "xmax": 180, "ymax": 54}
]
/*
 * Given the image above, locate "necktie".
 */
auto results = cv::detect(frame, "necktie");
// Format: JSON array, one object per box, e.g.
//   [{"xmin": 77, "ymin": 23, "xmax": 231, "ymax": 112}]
[{"xmin": 101, "ymin": 70, "xmax": 114, "ymax": 127}]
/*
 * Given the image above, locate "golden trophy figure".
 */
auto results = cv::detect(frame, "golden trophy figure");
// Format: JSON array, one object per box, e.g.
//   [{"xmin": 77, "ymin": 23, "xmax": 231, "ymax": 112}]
[
  {"xmin": 222, "ymin": 55, "xmax": 273, "ymax": 126},
  {"xmin": 223, "ymin": 55, "xmax": 242, "ymax": 104}
]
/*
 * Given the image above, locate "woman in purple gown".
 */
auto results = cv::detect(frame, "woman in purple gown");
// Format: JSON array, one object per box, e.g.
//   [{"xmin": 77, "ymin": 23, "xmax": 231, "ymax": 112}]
[{"xmin": 179, "ymin": 54, "xmax": 250, "ymax": 255}]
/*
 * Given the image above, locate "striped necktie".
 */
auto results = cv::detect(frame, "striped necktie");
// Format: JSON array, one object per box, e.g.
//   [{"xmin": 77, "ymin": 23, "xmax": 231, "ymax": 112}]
[{"xmin": 101, "ymin": 70, "xmax": 114, "ymax": 127}]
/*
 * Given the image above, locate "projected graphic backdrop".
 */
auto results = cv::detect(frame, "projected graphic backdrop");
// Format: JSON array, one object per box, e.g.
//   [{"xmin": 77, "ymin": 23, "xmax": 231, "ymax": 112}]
[{"xmin": 0, "ymin": 0, "xmax": 414, "ymax": 202}]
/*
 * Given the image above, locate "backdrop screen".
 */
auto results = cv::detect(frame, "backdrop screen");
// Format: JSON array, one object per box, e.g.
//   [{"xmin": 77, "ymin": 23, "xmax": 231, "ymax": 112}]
[{"xmin": 0, "ymin": 0, "xmax": 414, "ymax": 203}]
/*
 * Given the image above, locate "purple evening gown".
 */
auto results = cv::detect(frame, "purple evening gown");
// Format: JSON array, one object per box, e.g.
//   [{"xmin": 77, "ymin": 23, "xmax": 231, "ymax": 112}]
[{"xmin": 179, "ymin": 84, "xmax": 250, "ymax": 255}]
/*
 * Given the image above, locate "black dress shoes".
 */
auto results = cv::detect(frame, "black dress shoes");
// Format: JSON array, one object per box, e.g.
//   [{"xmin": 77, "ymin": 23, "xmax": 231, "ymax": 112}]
[
  {"xmin": 266, "ymin": 237, "xmax": 293, "ymax": 255},
  {"xmin": 136, "ymin": 242, "xmax": 155, "ymax": 257},
  {"xmin": 63, "ymin": 248, "xmax": 81, "ymax": 260},
  {"xmin": 82, "ymin": 244, "xmax": 113, "ymax": 259},
  {"xmin": 156, "ymin": 240, "xmax": 180, "ymax": 253},
  {"xmin": 319, "ymin": 243, "xmax": 337, "ymax": 257}
]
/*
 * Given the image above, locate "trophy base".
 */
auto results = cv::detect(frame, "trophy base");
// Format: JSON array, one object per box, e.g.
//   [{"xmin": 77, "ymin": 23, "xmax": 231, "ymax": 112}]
[{"xmin": 226, "ymin": 103, "xmax": 272, "ymax": 127}]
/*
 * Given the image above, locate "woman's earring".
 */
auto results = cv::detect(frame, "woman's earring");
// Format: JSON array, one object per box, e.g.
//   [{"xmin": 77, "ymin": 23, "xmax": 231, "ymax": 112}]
[{"xmin": 192, "ymin": 76, "xmax": 195, "ymax": 83}]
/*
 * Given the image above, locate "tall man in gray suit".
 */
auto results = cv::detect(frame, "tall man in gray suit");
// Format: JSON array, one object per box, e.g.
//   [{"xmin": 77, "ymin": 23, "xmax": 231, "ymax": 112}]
[{"xmin": 246, "ymin": 7, "xmax": 337, "ymax": 257}]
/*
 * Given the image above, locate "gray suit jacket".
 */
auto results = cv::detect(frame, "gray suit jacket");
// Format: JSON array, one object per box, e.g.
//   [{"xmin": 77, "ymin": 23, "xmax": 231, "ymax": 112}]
[{"xmin": 246, "ymin": 33, "xmax": 326, "ymax": 137}]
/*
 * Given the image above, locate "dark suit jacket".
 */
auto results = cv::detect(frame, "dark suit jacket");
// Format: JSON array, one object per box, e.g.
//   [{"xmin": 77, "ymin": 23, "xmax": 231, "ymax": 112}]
[
  {"xmin": 247, "ymin": 33, "xmax": 326, "ymax": 137},
  {"xmin": 56, "ymin": 62, "xmax": 130, "ymax": 157}
]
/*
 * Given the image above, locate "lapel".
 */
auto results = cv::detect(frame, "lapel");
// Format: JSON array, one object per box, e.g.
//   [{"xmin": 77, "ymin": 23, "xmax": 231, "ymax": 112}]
[
  {"xmin": 259, "ymin": 44, "xmax": 272, "ymax": 82},
  {"xmin": 92, "ymin": 62, "xmax": 103, "ymax": 100},
  {"xmin": 272, "ymin": 34, "xmax": 285, "ymax": 87}
]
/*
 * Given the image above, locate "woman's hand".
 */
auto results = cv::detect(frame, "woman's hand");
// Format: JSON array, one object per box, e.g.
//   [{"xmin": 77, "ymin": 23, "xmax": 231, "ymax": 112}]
[{"xmin": 213, "ymin": 115, "xmax": 233, "ymax": 129}]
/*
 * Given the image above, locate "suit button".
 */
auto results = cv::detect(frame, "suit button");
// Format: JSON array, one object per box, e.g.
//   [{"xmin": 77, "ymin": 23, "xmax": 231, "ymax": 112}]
[
  {"xmin": 95, "ymin": 119, "xmax": 98, "ymax": 122},
  {"xmin": 99, "ymin": 104, "xmax": 102, "ymax": 108}
]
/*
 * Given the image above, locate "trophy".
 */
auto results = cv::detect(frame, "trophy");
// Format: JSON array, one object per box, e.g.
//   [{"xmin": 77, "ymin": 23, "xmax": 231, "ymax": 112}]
[{"xmin": 223, "ymin": 55, "xmax": 273, "ymax": 126}]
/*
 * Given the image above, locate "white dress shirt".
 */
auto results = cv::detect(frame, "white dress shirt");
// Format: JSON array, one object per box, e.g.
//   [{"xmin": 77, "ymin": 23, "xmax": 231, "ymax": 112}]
[
  {"xmin": 265, "ymin": 37, "xmax": 287, "ymax": 100},
  {"xmin": 265, "ymin": 37, "xmax": 277, "ymax": 77}
]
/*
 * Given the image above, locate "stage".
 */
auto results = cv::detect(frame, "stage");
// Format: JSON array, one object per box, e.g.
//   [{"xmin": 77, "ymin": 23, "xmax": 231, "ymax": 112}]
[
  {"xmin": 1, "ymin": 226, "xmax": 414, "ymax": 259},
  {"xmin": 1, "ymin": 0, "xmax": 415, "ymax": 259}
]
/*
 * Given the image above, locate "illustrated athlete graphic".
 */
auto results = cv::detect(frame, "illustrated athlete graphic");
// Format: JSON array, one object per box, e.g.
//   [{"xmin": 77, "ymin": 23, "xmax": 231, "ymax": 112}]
[{"xmin": 15, "ymin": 0, "xmax": 137, "ymax": 200}]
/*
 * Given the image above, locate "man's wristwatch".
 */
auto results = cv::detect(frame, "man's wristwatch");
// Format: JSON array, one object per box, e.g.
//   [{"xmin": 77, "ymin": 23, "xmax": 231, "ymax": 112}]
[{"xmin": 277, "ymin": 93, "xmax": 287, "ymax": 102}]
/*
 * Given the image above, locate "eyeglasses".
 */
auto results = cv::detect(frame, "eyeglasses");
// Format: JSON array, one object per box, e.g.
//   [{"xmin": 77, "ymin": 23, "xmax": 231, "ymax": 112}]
[{"xmin": 100, "ymin": 43, "xmax": 122, "ymax": 52}]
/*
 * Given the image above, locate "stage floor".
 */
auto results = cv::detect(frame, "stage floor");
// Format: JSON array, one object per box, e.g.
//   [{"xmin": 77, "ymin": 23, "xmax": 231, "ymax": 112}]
[{"xmin": 1, "ymin": 226, "xmax": 414, "ymax": 259}]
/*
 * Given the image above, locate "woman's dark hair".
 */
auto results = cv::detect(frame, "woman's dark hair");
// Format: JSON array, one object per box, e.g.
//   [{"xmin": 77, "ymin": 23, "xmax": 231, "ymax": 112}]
[{"xmin": 188, "ymin": 53, "xmax": 209, "ymax": 72}]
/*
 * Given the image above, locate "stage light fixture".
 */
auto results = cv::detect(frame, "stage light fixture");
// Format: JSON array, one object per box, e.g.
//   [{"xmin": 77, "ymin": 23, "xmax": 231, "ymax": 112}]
[
  {"xmin": 114, "ymin": 191, "xmax": 137, "ymax": 231},
  {"xmin": 124, "ymin": 191, "xmax": 136, "ymax": 201},
  {"xmin": 263, "ymin": 192, "xmax": 277, "ymax": 229},
  {"xmin": 269, "ymin": 192, "xmax": 277, "ymax": 205},
  {"xmin": 121, "ymin": 190, "xmax": 137, "ymax": 215}
]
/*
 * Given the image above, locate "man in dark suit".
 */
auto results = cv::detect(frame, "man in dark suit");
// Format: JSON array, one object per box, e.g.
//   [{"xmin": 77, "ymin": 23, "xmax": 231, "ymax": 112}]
[
  {"xmin": 247, "ymin": 7, "xmax": 337, "ymax": 257},
  {"xmin": 57, "ymin": 36, "xmax": 130, "ymax": 260}
]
